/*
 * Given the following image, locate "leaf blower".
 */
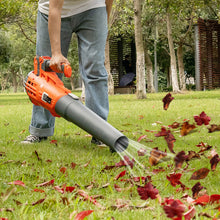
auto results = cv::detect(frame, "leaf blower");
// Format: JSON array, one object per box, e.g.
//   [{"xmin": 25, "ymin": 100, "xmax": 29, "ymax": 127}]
[{"xmin": 24, "ymin": 56, "xmax": 128, "ymax": 152}]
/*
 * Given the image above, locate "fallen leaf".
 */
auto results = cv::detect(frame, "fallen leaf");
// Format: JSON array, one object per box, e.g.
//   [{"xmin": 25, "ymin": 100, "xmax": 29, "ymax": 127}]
[
  {"xmin": 36, "ymin": 179, "xmax": 55, "ymax": 187},
  {"xmin": 163, "ymin": 199, "xmax": 185, "ymax": 218},
  {"xmin": 210, "ymin": 154, "xmax": 220, "ymax": 171},
  {"xmin": 60, "ymin": 167, "xmax": 67, "ymax": 174},
  {"xmin": 192, "ymin": 182, "xmax": 204, "ymax": 198},
  {"xmin": 193, "ymin": 194, "xmax": 210, "ymax": 206},
  {"xmin": 114, "ymin": 170, "xmax": 126, "ymax": 180},
  {"xmin": 50, "ymin": 140, "xmax": 57, "ymax": 145},
  {"xmin": 180, "ymin": 121, "xmax": 196, "ymax": 136},
  {"xmin": 184, "ymin": 206, "xmax": 196, "ymax": 220},
  {"xmin": 74, "ymin": 210, "xmax": 94, "ymax": 220},
  {"xmin": 155, "ymin": 127, "xmax": 169, "ymax": 137},
  {"xmin": 196, "ymin": 142, "xmax": 212, "ymax": 153},
  {"xmin": 137, "ymin": 182, "xmax": 159, "ymax": 200},
  {"xmin": 174, "ymin": 151, "xmax": 187, "ymax": 169},
  {"xmin": 32, "ymin": 197, "xmax": 46, "ymax": 206},
  {"xmin": 162, "ymin": 93, "xmax": 174, "ymax": 110},
  {"xmin": 168, "ymin": 122, "xmax": 180, "ymax": 129},
  {"xmin": 137, "ymin": 135, "xmax": 148, "ymax": 142},
  {"xmin": 33, "ymin": 188, "xmax": 45, "ymax": 193},
  {"xmin": 77, "ymin": 190, "xmax": 104, "ymax": 209},
  {"xmin": 167, "ymin": 173, "xmax": 182, "ymax": 187},
  {"xmin": 115, "ymin": 156, "xmax": 135, "ymax": 169},
  {"xmin": 190, "ymin": 168, "xmax": 210, "ymax": 180},
  {"xmin": 8, "ymin": 180, "xmax": 25, "ymax": 187},
  {"xmin": 208, "ymin": 124, "xmax": 220, "ymax": 133},
  {"xmin": 71, "ymin": 162, "xmax": 77, "ymax": 169},
  {"xmin": 194, "ymin": 111, "xmax": 211, "ymax": 126}
]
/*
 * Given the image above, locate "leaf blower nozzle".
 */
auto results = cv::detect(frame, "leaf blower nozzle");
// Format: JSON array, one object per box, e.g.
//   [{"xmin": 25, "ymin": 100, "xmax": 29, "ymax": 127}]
[{"xmin": 24, "ymin": 56, "xmax": 128, "ymax": 153}]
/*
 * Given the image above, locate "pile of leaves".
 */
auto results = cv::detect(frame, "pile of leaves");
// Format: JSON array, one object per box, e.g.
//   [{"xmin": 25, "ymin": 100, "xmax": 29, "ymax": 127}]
[{"xmin": 1, "ymin": 93, "xmax": 220, "ymax": 220}]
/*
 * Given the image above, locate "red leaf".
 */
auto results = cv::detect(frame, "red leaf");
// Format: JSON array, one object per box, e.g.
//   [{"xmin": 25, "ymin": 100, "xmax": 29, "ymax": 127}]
[
  {"xmin": 167, "ymin": 173, "xmax": 182, "ymax": 187},
  {"xmin": 162, "ymin": 93, "xmax": 174, "ymax": 110},
  {"xmin": 194, "ymin": 111, "xmax": 211, "ymax": 126},
  {"xmin": 190, "ymin": 168, "xmax": 209, "ymax": 180},
  {"xmin": 193, "ymin": 194, "xmax": 220, "ymax": 206},
  {"xmin": 50, "ymin": 140, "xmax": 57, "ymax": 145},
  {"xmin": 74, "ymin": 210, "xmax": 93, "ymax": 220},
  {"xmin": 33, "ymin": 188, "xmax": 45, "ymax": 193},
  {"xmin": 60, "ymin": 167, "xmax": 67, "ymax": 174},
  {"xmin": 8, "ymin": 180, "xmax": 25, "ymax": 187},
  {"xmin": 210, "ymin": 194, "xmax": 220, "ymax": 204},
  {"xmin": 163, "ymin": 200, "xmax": 185, "ymax": 218},
  {"xmin": 196, "ymin": 142, "xmax": 212, "ymax": 153},
  {"xmin": 155, "ymin": 127, "xmax": 176, "ymax": 153},
  {"xmin": 77, "ymin": 190, "xmax": 104, "ymax": 209},
  {"xmin": 114, "ymin": 170, "xmax": 126, "ymax": 180},
  {"xmin": 71, "ymin": 162, "xmax": 77, "ymax": 169},
  {"xmin": 36, "ymin": 179, "xmax": 54, "ymax": 187},
  {"xmin": 64, "ymin": 186, "xmax": 75, "ymax": 193},
  {"xmin": 193, "ymin": 194, "xmax": 210, "ymax": 206},
  {"xmin": 155, "ymin": 127, "xmax": 169, "ymax": 137},
  {"xmin": 137, "ymin": 135, "xmax": 147, "ymax": 142},
  {"xmin": 115, "ymin": 156, "xmax": 135, "ymax": 169},
  {"xmin": 137, "ymin": 182, "xmax": 159, "ymax": 200},
  {"xmin": 184, "ymin": 206, "xmax": 196, "ymax": 220},
  {"xmin": 32, "ymin": 197, "xmax": 46, "ymax": 206}
]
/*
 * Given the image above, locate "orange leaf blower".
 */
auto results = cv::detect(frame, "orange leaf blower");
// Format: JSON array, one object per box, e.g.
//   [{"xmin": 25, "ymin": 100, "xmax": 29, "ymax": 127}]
[{"xmin": 24, "ymin": 56, "xmax": 128, "ymax": 152}]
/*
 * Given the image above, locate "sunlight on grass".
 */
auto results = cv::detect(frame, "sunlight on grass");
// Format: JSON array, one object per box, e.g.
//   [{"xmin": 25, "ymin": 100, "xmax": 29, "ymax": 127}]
[{"xmin": 0, "ymin": 90, "xmax": 220, "ymax": 219}]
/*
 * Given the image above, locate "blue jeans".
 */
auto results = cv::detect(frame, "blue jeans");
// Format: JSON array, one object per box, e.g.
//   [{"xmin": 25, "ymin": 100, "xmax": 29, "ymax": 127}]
[{"xmin": 29, "ymin": 7, "xmax": 109, "ymax": 137}]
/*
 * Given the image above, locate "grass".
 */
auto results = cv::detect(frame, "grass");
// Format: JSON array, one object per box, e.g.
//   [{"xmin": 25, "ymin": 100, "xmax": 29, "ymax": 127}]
[{"xmin": 0, "ymin": 90, "xmax": 220, "ymax": 220}]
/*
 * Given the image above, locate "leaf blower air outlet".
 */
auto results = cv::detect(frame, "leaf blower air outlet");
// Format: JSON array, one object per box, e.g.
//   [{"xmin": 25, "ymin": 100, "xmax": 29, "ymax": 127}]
[{"xmin": 24, "ymin": 56, "xmax": 128, "ymax": 152}]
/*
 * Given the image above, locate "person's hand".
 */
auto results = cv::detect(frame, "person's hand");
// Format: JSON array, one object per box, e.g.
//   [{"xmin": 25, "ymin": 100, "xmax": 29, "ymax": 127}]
[{"xmin": 49, "ymin": 53, "xmax": 70, "ymax": 73}]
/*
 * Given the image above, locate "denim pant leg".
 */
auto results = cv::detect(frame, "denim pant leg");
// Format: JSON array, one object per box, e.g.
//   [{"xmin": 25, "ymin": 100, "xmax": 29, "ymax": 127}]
[
  {"xmin": 76, "ymin": 7, "xmax": 109, "ymax": 121},
  {"xmin": 29, "ymin": 11, "xmax": 72, "ymax": 137}
]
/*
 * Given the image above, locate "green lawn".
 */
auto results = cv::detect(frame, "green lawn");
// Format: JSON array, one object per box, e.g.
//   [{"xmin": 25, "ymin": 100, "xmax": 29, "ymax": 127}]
[{"xmin": 0, "ymin": 90, "xmax": 220, "ymax": 220}]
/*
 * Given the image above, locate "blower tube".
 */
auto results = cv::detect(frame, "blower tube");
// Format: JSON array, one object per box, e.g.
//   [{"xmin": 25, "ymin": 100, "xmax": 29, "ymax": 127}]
[{"xmin": 55, "ymin": 93, "xmax": 129, "ymax": 152}]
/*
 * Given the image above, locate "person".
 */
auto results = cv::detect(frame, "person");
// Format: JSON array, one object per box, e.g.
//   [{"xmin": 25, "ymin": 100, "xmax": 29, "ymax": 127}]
[{"xmin": 22, "ymin": 0, "xmax": 113, "ymax": 145}]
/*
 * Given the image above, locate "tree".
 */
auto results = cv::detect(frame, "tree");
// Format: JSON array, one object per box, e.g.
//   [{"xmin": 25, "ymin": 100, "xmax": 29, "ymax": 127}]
[
  {"xmin": 134, "ymin": 0, "xmax": 146, "ymax": 99},
  {"xmin": 166, "ymin": 9, "xmax": 180, "ymax": 92}
]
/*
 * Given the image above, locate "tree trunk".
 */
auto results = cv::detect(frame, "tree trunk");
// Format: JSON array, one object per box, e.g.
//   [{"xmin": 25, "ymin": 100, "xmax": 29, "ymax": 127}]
[
  {"xmin": 177, "ymin": 44, "xmax": 186, "ymax": 90},
  {"xmin": 134, "ymin": 0, "xmax": 146, "ymax": 99},
  {"xmin": 12, "ymin": 71, "xmax": 17, "ymax": 93},
  {"xmin": 81, "ymin": 81, "xmax": 85, "ymax": 102},
  {"xmin": 166, "ymin": 12, "xmax": 180, "ymax": 93},
  {"xmin": 145, "ymin": 51, "xmax": 155, "ymax": 93},
  {"xmin": 69, "ymin": 76, "xmax": 75, "ymax": 91},
  {"xmin": 105, "ymin": 36, "xmax": 114, "ymax": 95}
]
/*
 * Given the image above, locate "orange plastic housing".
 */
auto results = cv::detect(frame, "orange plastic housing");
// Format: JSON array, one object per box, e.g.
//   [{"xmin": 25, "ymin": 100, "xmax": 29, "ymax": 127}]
[{"xmin": 25, "ymin": 56, "xmax": 71, "ymax": 117}]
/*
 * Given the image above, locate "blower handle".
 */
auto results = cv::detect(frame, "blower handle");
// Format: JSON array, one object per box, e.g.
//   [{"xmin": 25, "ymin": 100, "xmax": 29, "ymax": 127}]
[{"xmin": 45, "ymin": 60, "xmax": 72, "ymax": 78}]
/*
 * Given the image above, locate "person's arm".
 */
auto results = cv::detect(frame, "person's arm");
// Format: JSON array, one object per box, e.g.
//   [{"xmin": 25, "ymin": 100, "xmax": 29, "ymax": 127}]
[
  {"xmin": 48, "ymin": 0, "xmax": 69, "ymax": 72},
  {"xmin": 105, "ymin": 0, "xmax": 114, "ymax": 23}
]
